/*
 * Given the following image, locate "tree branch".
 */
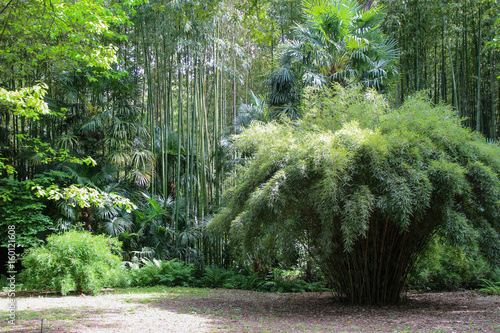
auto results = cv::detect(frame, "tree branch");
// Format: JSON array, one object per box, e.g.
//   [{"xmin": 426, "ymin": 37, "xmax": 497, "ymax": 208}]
[{"xmin": 0, "ymin": 0, "xmax": 14, "ymax": 16}]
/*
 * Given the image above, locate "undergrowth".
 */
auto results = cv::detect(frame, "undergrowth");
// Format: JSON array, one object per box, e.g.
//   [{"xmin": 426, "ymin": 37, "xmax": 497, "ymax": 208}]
[{"xmin": 124, "ymin": 259, "xmax": 329, "ymax": 293}]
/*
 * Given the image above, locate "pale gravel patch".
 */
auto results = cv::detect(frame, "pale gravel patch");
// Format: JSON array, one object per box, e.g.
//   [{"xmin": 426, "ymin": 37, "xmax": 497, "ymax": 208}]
[{"xmin": 0, "ymin": 292, "xmax": 214, "ymax": 333}]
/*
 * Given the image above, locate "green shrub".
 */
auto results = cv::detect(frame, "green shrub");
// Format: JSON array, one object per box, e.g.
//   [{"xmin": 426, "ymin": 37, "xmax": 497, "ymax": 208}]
[
  {"xmin": 256, "ymin": 269, "xmax": 328, "ymax": 293},
  {"xmin": 158, "ymin": 259, "xmax": 193, "ymax": 286},
  {"xmin": 201, "ymin": 266, "xmax": 236, "ymax": 288},
  {"xmin": 125, "ymin": 257, "xmax": 328, "ymax": 292},
  {"xmin": 210, "ymin": 87, "xmax": 500, "ymax": 304},
  {"xmin": 20, "ymin": 230, "xmax": 127, "ymax": 295},
  {"xmin": 258, "ymin": 269, "xmax": 305, "ymax": 293},
  {"xmin": 200, "ymin": 265, "xmax": 328, "ymax": 292},
  {"xmin": 0, "ymin": 178, "xmax": 54, "ymax": 247},
  {"xmin": 409, "ymin": 238, "xmax": 492, "ymax": 290},
  {"xmin": 127, "ymin": 258, "xmax": 194, "ymax": 287},
  {"xmin": 226, "ymin": 272, "xmax": 263, "ymax": 290},
  {"xmin": 127, "ymin": 258, "xmax": 162, "ymax": 286}
]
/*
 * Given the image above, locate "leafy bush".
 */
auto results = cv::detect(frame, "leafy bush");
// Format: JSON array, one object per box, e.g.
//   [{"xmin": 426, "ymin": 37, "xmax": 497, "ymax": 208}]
[
  {"xmin": 127, "ymin": 258, "xmax": 161, "ymax": 286},
  {"xmin": 410, "ymin": 238, "xmax": 492, "ymax": 290},
  {"xmin": 0, "ymin": 178, "xmax": 54, "ymax": 247},
  {"xmin": 158, "ymin": 259, "xmax": 193, "ymax": 286},
  {"xmin": 201, "ymin": 266, "xmax": 236, "ymax": 288},
  {"xmin": 258, "ymin": 269, "xmax": 307, "ymax": 293},
  {"xmin": 257, "ymin": 269, "xmax": 328, "ymax": 293},
  {"xmin": 230, "ymin": 273, "xmax": 263, "ymax": 290},
  {"xmin": 20, "ymin": 230, "xmax": 127, "ymax": 295},
  {"xmin": 125, "ymin": 257, "xmax": 328, "ymax": 293},
  {"xmin": 210, "ymin": 86, "xmax": 500, "ymax": 304},
  {"xmin": 199, "ymin": 265, "xmax": 328, "ymax": 292},
  {"xmin": 127, "ymin": 258, "xmax": 194, "ymax": 287}
]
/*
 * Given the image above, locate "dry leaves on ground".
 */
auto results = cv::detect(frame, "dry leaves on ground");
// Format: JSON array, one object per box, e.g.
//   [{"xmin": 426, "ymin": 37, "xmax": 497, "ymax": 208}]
[{"xmin": 0, "ymin": 289, "xmax": 499, "ymax": 332}]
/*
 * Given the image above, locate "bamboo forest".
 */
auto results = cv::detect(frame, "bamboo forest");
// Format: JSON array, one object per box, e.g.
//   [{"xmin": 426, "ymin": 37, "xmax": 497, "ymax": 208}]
[{"xmin": 2, "ymin": 0, "xmax": 500, "ymax": 317}]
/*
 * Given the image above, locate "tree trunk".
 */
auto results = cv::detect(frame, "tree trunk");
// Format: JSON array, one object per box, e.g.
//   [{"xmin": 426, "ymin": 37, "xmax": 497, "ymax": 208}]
[{"xmin": 363, "ymin": 0, "xmax": 375, "ymax": 11}]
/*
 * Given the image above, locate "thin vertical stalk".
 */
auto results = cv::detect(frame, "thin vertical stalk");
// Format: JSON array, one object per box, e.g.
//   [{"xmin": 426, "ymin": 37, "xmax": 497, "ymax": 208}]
[
  {"xmin": 439, "ymin": 1, "xmax": 459, "ymax": 111},
  {"xmin": 491, "ymin": 52, "xmax": 497, "ymax": 139},
  {"xmin": 174, "ymin": 48, "xmax": 183, "ymax": 239},
  {"xmin": 476, "ymin": 6, "xmax": 482, "ymax": 133}
]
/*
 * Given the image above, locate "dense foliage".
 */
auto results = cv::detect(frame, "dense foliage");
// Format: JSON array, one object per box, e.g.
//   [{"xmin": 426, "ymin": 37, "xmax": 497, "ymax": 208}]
[
  {"xmin": 210, "ymin": 86, "xmax": 500, "ymax": 304},
  {"xmin": 126, "ymin": 258, "xmax": 195, "ymax": 287},
  {"xmin": 20, "ymin": 230, "xmax": 127, "ymax": 295},
  {"xmin": 0, "ymin": 178, "xmax": 53, "ymax": 247},
  {"xmin": 268, "ymin": 0, "xmax": 398, "ymax": 117},
  {"xmin": 125, "ymin": 258, "xmax": 327, "ymax": 293},
  {"xmin": 1, "ymin": 0, "xmax": 500, "ymax": 304},
  {"xmin": 409, "ymin": 237, "xmax": 497, "ymax": 291}
]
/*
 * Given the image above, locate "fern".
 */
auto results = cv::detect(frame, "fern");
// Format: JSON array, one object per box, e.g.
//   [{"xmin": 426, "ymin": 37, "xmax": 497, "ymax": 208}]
[{"xmin": 479, "ymin": 279, "xmax": 500, "ymax": 295}]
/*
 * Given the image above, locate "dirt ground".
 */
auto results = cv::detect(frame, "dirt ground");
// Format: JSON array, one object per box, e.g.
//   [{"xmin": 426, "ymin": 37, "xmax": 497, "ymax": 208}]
[{"xmin": 0, "ymin": 289, "xmax": 499, "ymax": 332}]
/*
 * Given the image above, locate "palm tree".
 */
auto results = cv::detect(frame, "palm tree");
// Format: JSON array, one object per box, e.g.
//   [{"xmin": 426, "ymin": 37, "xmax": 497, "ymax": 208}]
[
  {"xmin": 268, "ymin": 0, "xmax": 398, "ymax": 117},
  {"xmin": 130, "ymin": 192, "xmax": 203, "ymax": 262},
  {"xmin": 234, "ymin": 91, "xmax": 270, "ymax": 132}
]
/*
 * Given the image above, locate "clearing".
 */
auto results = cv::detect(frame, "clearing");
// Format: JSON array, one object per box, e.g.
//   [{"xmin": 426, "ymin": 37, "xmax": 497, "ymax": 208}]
[{"xmin": 0, "ymin": 288, "xmax": 499, "ymax": 332}]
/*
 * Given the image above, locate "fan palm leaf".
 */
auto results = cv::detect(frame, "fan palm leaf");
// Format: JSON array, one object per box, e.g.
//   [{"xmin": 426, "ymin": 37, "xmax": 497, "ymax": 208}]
[
  {"xmin": 268, "ymin": 0, "xmax": 398, "ymax": 115},
  {"xmin": 56, "ymin": 134, "xmax": 79, "ymax": 150},
  {"xmin": 102, "ymin": 214, "xmax": 133, "ymax": 237}
]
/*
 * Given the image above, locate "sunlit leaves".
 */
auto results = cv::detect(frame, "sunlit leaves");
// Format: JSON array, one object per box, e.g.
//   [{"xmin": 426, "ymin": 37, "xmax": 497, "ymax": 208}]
[
  {"xmin": 19, "ymin": 138, "xmax": 96, "ymax": 167},
  {"xmin": 303, "ymin": 0, "xmax": 360, "ymax": 44},
  {"xmin": 31, "ymin": 184, "xmax": 137, "ymax": 213},
  {"xmin": 20, "ymin": 230, "xmax": 125, "ymax": 295},
  {"xmin": 0, "ymin": 84, "xmax": 50, "ymax": 118},
  {"xmin": 0, "ymin": 0, "xmax": 135, "ymax": 76},
  {"xmin": 0, "ymin": 158, "xmax": 16, "ymax": 175}
]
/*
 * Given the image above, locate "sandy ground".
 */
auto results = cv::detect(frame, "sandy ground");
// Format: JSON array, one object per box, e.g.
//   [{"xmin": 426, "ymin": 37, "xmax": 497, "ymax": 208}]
[{"xmin": 0, "ymin": 289, "xmax": 499, "ymax": 332}]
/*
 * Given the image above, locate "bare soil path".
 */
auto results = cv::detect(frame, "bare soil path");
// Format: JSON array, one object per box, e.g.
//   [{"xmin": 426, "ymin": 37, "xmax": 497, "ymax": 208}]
[{"xmin": 0, "ymin": 289, "xmax": 499, "ymax": 332}]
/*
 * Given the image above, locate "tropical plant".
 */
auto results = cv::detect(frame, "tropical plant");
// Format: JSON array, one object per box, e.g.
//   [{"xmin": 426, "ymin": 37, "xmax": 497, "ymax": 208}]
[
  {"xmin": 126, "ymin": 258, "xmax": 194, "ymax": 287},
  {"xmin": 0, "ymin": 0, "xmax": 138, "ymax": 179},
  {"xmin": 234, "ymin": 91, "xmax": 271, "ymax": 133},
  {"xmin": 201, "ymin": 265, "xmax": 237, "ymax": 288},
  {"xmin": 268, "ymin": 0, "xmax": 398, "ymax": 117},
  {"xmin": 409, "ymin": 237, "xmax": 492, "ymax": 290},
  {"xmin": 210, "ymin": 85, "xmax": 500, "ymax": 304},
  {"xmin": 0, "ymin": 178, "xmax": 54, "ymax": 248},
  {"xmin": 131, "ymin": 193, "xmax": 178, "ymax": 259},
  {"xmin": 30, "ymin": 172, "xmax": 137, "ymax": 234},
  {"xmin": 479, "ymin": 279, "xmax": 500, "ymax": 295},
  {"xmin": 20, "ymin": 230, "xmax": 127, "ymax": 295}
]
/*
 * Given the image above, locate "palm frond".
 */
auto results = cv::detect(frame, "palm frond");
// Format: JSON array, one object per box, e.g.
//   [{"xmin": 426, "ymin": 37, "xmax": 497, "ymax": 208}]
[
  {"xmin": 128, "ymin": 168, "xmax": 153, "ymax": 187},
  {"xmin": 107, "ymin": 150, "xmax": 130, "ymax": 167},
  {"xmin": 131, "ymin": 150, "xmax": 154, "ymax": 171},
  {"xmin": 56, "ymin": 134, "xmax": 79, "ymax": 150},
  {"xmin": 102, "ymin": 214, "xmax": 133, "ymax": 236}
]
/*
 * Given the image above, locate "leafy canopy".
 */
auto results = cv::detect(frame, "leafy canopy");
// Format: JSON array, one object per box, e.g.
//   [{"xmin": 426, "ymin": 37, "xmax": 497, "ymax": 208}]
[{"xmin": 0, "ymin": 0, "xmax": 141, "ymax": 116}]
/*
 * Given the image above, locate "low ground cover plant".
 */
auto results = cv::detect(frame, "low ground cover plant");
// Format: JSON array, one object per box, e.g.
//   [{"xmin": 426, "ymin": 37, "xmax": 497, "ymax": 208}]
[{"xmin": 126, "ymin": 257, "xmax": 194, "ymax": 287}]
